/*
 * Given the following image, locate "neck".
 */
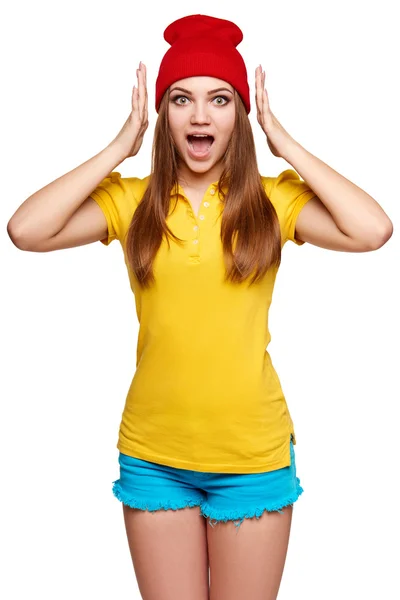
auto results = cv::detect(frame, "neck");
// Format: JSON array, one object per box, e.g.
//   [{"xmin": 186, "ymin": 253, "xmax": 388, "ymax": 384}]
[{"xmin": 177, "ymin": 160, "xmax": 224, "ymax": 190}]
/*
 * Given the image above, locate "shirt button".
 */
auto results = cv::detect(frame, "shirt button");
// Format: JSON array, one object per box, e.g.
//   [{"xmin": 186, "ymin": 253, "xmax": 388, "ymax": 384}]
[
  {"xmin": 199, "ymin": 215, "xmax": 205, "ymax": 220},
  {"xmin": 193, "ymin": 239, "xmax": 199, "ymax": 244},
  {"xmin": 204, "ymin": 202, "xmax": 210, "ymax": 207},
  {"xmin": 193, "ymin": 225, "xmax": 199, "ymax": 231},
  {"xmin": 209, "ymin": 188, "xmax": 216, "ymax": 196}
]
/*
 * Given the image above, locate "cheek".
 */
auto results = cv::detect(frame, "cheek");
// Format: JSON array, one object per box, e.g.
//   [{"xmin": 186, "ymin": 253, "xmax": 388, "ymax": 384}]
[
  {"xmin": 168, "ymin": 110, "xmax": 187, "ymax": 139},
  {"xmin": 217, "ymin": 108, "xmax": 235, "ymax": 137},
  {"xmin": 218, "ymin": 123, "xmax": 235, "ymax": 146}
]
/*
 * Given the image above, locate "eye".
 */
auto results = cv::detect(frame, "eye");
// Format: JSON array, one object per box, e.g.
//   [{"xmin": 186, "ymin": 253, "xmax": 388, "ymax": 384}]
[
  {"xmin": 213, "ymin": 96, "xmax": 230, "ymax": 105},
  {"xmin": 170, "ymin": 95, "xmax": 230, "ymax": 106},
  {"xmin": 170, "ymin": 95, "xmax": 189, "ymax": 105}
]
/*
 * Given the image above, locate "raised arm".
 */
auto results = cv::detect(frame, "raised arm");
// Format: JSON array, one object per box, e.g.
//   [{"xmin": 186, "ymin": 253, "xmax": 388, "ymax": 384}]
[{"xmin": 7, "ymin": 62, "xmax": 149, "ymax": 252}]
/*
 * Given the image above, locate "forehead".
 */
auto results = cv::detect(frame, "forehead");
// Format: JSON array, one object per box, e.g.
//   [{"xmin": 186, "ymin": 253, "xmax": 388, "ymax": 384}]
[{"xmin": 171, "ymin": 76, "xmax": 234, "ymax": 93}]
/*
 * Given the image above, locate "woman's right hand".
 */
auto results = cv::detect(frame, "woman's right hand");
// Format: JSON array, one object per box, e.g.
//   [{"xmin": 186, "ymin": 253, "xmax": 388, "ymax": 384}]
[{"xmin": 110, "ymin": 61, "xmax": 149, "ymax": 159}]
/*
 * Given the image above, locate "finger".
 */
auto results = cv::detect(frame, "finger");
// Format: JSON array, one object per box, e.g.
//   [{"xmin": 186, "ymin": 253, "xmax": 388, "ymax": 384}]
[
  {"xmin": 255, "ymin": 65, "xmax": 260, "ymax": 93},
  {"xmin": 258, "ymin": 67, "xmax": 264, "ymax": 106},
  {"xmin": 255, "ymin": 65, "xmax": 262, "ymax": 94},
  {"xmin": 141, "ymin": 63, "xmax": 148, "ymax": 125},
  {"xmin": 143, "ymin": 62, "xmax": 147, "ymax": 90},
  {"xmin": 263, "ymin": 71, "xmax": 270, "ymax": 108},
  {"xmin": 255, "ymin": 66, "xmax": 263, "ymax": 116},
  {"xmin": 132, "ymin": 85, "xmax": 138, "ymax": 114},
  {"xmin": 144, "ymin": 66, "xmax": 149, "ymax": 122},
  {"xmin": 256, "ymin": 64, "xmax": 262, "ymax": 112},
  {"xmin": 261, "ymin": 70, "xmax": 268, "ymax": 111},
  {"xmin": 143, "ymin": 63, "xmax": 148, "ymax": 124},
  {"xmin": 137, "ymin": 64, "xmax": 145, "ymax": 121},
  {"xmin": 143, "ymin": 88, "xmax": 148, "ymax": 127},
  {"xmin": 263, "ymin": 79, "xmax": 270, "ymax": 111}
]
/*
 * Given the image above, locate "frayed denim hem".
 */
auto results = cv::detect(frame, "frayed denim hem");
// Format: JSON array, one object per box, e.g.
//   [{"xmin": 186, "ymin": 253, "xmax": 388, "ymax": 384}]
[
  {"xmin": 200, "ymin": 478, "xmax": 304, "ymax": 531},
  {"xmin": 112, "ymin": 480, "xmax": 203, "ymax": 512}
]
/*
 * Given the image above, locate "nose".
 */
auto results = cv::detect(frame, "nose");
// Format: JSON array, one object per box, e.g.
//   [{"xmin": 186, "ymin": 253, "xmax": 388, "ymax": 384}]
[{"xmin": 190, "ymin": 100, "xmax": 211, "ymax": 125}]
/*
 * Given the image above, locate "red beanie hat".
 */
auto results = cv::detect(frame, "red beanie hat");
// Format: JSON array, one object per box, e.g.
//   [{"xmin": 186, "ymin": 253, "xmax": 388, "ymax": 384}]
[{"xmin": 155, "ymin": 14, "xmax": 251, "ymax": 114}]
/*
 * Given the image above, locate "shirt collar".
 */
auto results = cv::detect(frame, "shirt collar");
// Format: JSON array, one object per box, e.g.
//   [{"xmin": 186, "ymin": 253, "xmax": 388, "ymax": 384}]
[{"xmin": 170, "ymin": 180, "xmax": 229, "ymax": 197}]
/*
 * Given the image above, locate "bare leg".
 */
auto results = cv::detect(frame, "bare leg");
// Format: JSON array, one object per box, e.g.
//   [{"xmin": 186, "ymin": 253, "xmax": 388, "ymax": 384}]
[
  {"xmin": 207, "ymin": 505, "xmax": 293, "ymax": 600},
  {"xmin": 122, "ymin": 504, "xmax": 210, "ymax": 600}
]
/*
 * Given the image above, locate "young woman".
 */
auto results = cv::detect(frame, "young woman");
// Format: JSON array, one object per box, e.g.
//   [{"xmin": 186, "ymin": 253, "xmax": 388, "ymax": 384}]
[{"xmin": 7, "ymin": 13, "xmax": 393, "ymax": 600}]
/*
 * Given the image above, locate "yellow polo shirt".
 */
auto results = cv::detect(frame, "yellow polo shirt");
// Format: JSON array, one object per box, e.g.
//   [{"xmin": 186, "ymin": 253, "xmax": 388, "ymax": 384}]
[{"xmin": 90, "ymin": 169, "xmax": 315, "ymax": 473}]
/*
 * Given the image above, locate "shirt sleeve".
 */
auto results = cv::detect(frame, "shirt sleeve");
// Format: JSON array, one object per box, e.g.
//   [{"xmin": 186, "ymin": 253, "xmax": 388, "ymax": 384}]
[
  {"xmin": 265, "ymin": 169, "xmax": 317, "ymax": 246},
  {"xmin": 90, "ymin": 171, "xmax": 138, "ymax": 246}
]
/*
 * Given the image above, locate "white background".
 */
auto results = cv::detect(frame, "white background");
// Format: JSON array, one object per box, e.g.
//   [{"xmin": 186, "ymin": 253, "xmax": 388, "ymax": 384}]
[{"xmin": 1, "ymin": 0, "xmax": 399, "ymax": 598}]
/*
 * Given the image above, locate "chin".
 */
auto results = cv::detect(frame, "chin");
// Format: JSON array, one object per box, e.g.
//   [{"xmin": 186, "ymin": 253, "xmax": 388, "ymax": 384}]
[{"xmin": 187, "ymin": 160, "xmax": 215, "ymax": 172}]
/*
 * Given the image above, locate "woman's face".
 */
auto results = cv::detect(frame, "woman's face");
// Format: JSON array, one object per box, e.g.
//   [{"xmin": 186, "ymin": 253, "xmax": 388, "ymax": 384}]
[{"xmin": 168, "ymin": 76, "xmax": 236, "ymax": 176}]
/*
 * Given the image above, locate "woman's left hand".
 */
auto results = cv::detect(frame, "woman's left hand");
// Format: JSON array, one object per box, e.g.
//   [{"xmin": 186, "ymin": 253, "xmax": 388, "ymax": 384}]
[{"xmin": 255, "ymin": 65, "xmax": 296, "ymax": 159}]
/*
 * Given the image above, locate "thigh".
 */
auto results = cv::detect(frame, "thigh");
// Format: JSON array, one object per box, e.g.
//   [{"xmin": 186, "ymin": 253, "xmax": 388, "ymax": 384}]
[
  {"xmin": 204, "ymin": 438, "xmax": 302, "ymax": 600},
  {"xmin": 123, "ymin": 504, "xmax": 209, "ymax": 600},
  {"xmin": 114, "ymin": 454, "xmax": 209, "ymax": 600},
  {"xmin": 207, "ymin": 504, "xmax": 293, "ymax": 600}
]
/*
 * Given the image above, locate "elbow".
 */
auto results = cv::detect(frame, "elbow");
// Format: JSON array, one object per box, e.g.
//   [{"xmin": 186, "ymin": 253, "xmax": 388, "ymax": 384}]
[
  {"xmin": 369, "ymin": 219, "xmax": 394, "ymax": 250},
  {"xmin": 384, "ymin": 219, "xmax": 394, "ymax": 241},
  {"xmin": 7, "ymin": 220, "xmax": 34, "ymax": 251}
]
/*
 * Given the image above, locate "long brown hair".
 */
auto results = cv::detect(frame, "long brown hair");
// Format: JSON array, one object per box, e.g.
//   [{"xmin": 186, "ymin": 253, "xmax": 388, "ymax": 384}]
[{"xmin": 125, "ymin": 88, "xmax": 282, "ymax": 289}]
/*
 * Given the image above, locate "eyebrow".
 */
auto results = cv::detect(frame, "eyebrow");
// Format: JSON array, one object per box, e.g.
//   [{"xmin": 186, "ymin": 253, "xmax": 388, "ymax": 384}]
[{"xmin": 170, "ymin": 86, "xmax": 234, "ymax": 95}]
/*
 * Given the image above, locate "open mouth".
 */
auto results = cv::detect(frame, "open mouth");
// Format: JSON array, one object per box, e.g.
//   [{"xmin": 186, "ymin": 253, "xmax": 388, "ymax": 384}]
[{"xmin": 187, "ymin": 134, "xmax": 215, "ymax": 157}]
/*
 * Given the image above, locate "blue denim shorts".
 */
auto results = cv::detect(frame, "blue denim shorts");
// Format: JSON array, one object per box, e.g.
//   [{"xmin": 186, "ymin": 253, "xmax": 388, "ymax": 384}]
[{"xmin": 112, "ymin": 436, "xmax": 304, "ymax": 530}]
